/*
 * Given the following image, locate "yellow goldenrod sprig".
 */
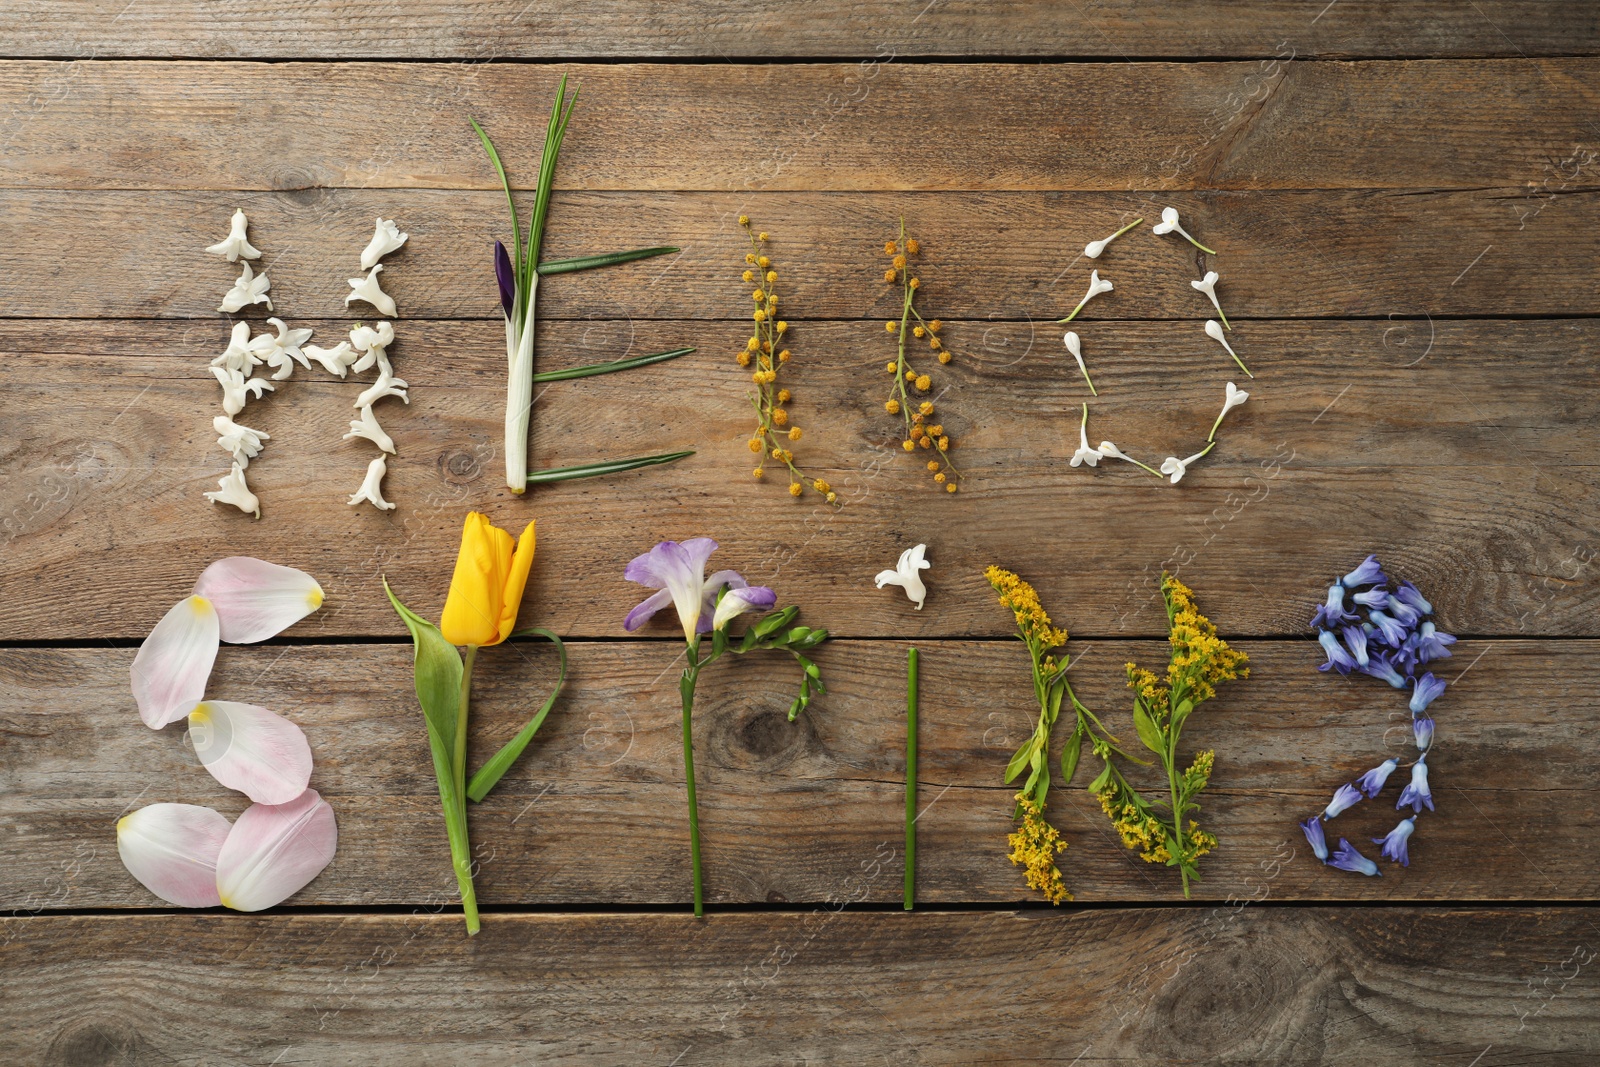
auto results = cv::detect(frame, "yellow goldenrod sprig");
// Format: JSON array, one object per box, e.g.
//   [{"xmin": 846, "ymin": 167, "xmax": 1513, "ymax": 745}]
[
  {"xmin": 736, "ymin": 217, "xmax": 837, "ymax": 506},
  {"xmin": 1008, "ymin": 792, "xmax": 1071, "ymax": 904},
  {"xmin": 882, "ymin": 220, "xmax": 960, "ymax": 493},
  {"xmin": 1088, "ymin": 572, "xmax": 1245, "ymax": 898}
]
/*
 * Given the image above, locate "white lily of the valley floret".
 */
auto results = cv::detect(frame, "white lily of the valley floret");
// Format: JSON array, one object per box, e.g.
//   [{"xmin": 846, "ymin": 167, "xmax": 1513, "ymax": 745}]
[
  {"xmin": 211, "ymin": 366, "xmax": 275, "ymax": 416},
  {"xmin": 345, "ymin": 264, "xmax": 397, "ymax": 318},
  {"xmin": 348, "ymin": 454, "xmax": 396, "ymax": 511},
  {"xmin": 343, "ymin": 405, "xmax": 396, "ymax": 453},
  {"xmin": 1063, "ymin": 330, "xmax": 1097, "ymax": 395},
  {"xmin": 1191, "ymin": 270, "xmax": 1230, "ymax": 329},
  {"xmin": 213, "ymin": 414, "xmax": 269, "ymax": 464},
  {"xmin": 248, "ymin": 317, "xmax": 314, "ymax": 381},
  {"xmin": 1060, "ymin": 269, "xmax": 1114, "ymax": 323},
  {"xmin": 303, "ymin": 341, "xmax": 357, "ymax": 378},
  {"xmin": 205, "ymin": 209, "xmax": 261, "ymax": 263},
  {"xmin": 360, "ymin": 218, "xmax": 409, "ymax": 271},
  {"xmin": 1083, "ymin": 217, "xmax": 1143, "ymax": 259},
  {"xmin": 1159, "ymin": 442, "xmax": 1216, "ymax": 486},
  {"xmin": 204, "ymin": 461, "xmax": 261, "ymax": 518},
  {"xmin": 219, "ymin": 261, "xmax": 273, "ymax": 313},
  {"xmin": 1209, "ymin": 381, "xmax": 1250, "ymax": 442},
  {"xmin": 1204, "ymin": 318, "xmax": 1253, "ymax": 378},
  {"xmin": 1151, "ymin": 206, "xmax": 1216, "ymax": 254},
  {"xmin": 348, "ymin": 320, "xmax": 395, "ymax": 375},
  {"xmin": 210, "ymin": 321, "xmax": 260, "ymax": 375},
  {"xmin": 1070, "ymin": 403, "xmax": 1101, "ymax": 467},
  {"xmin": 354, "ymin": 365, "xmax": 409, "ymax": 409},
  {"xmin": 874, "ymin": 543, "xmax": 931, "ymax": 610}
]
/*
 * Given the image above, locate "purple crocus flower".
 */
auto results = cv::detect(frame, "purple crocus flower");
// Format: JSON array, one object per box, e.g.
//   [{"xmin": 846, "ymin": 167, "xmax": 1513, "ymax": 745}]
[
  {"xmin": 1373, "ymin": 816, "xmax": 1416, "ymax": 867},
  {"xmin": 1357, "ymin": 651, "xmax": 1409, "ymax": 688},
  {"xmin": 1413, "ymin": 716, "xmax": 1434, "ymax": 752},
  {"xmin": 1356, "ymin": 758, "xmax": 1399, "ymax": 798},
  {"xmin": 623, "ymin": 538, "xmax": 774, "ymax": 645},
  {"xmin": 1352, "ymin": 588, "xmax": 1390, "ymax": 609},
  {"xmin": 1394, "ymin": 580, "xmax": 1433, "ymax": 616},
  {"xmin": 1369, "ymin": 610, "xmax": 1409, "ymax": 647},
  {"xmin": 1342, "ymin": 555, "xmax": 1388, "ymax": 589},
  {"xmin": 1300, "ymin": 816, "xmax": 1329, "ymax": 862},
  {"xmin": 1414, "ymin": 621, "xmax": 1455, "ymax": 663},
  {"xmin": 1396, "ymin": 758, "xmax": 1434, "ymax": 813},
  {"xmin": 493, "ymin": 240, "xmax": 516, "ymax": 319},
  {"xmin": 1324, "ymin": 782, "xmax": 1364, "ymax": 819},
  {"xmin": 1329, "ymin": 837, "xmax": 1380, "ymax": 876},
  {"xmin": 1386, "ymin": 596, "xmax": 1422, "ymax": 628},
  {"xmin": 1318, "ymin": 629, "xmax": 1356, "ymax": 673},
  {"xmin": 1339, "ymin": 623, "xmax": 1370, "ymax": 667},
  {"xmin": 1311, "ymin": 583, "xmax": 1358, "ymax": 628},
  {"xmin": 1409, "ymin": 672, "xmax": 1446, "ymax": 715}
]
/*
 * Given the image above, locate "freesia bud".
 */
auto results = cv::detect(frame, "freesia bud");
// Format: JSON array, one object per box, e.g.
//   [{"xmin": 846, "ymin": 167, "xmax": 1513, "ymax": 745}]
[
  {"xmin": 1083, "ymin": 217, "xmax": 1142, "ymax": 259},
  {"xmin": 1063, "ymin": 331, "xmax": 1096, "ymax": 394}
]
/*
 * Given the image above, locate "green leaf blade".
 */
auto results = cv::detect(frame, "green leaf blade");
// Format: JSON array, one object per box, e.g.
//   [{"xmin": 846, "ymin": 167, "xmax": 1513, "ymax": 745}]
[
  {"xmin": 466, "ymin": 630, "xmax": 569, "ymax": 802},
  {"xmin": 530, "ymin": 347, "xmax": 693, "ymax": 382},
  {"xmin": 537, "ymin": 246, "xmax": 680, "ymax": 275},
  {"xmin": 525, "ymin": 450, "xmax": 694, "ymax": 485}
]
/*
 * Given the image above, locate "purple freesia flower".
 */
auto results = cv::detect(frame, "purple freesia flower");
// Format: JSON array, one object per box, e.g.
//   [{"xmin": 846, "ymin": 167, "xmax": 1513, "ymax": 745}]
[
  {"xmin": 1373, "ymin": 817, "xmax": 1416, "ymax": 867},
  {"xmin": 1394, "ymin": 580, "xmax": 1433, "ymax": 616},
  {"xmin": 1311, "ymin": 583, "xmax": 1358, "ymax": 628},
  {"xmin": 1342, "ymin": 555, "xmax": 1388, "ymax": 589},
  {"xmin": 623, "ymin": 538, "xmax": 774, "ymax": 645},
  {"xmin": 1357, "ymin": 651, "xmax": 1409, "ymax": 688},
  {"xmin": 1414, "ymin": 621, "xmax": 1455, "ymax": 662},
  {"xmin": 1318, "ymin": 630, "xmax": 1356, "ymax": 674},
  {"xmin": 1369, "ymin": 610, "xmax": 1409, "ymax": 647},
  {"xmin": 1352, "ymin": 588, "xmax": 1390, "ymax": 609},
  {"xmin": 1397, "ymin": 758, "xmax": 1434, "ymax": 813},
  {"xmin": 1409, "ymin": 672, "xmax": 1446, "ymax": 715},
  {"xmin": 1413, "ymin": 716, "xmax": 1434, "ymax": 752},
  {"xmin": 1324, "ymin": 782, "xmax": 1364, "ymax": 819},
  {"xmin": 1329, "ymin": 837, "xmax": 1380, "ymax": 876},
  {"xmin": 493, "ymin": 240, "xmax": 516, "ymax": 319},
  {"xmin": 1339, "ymin": 623, "xmax": 1370, "ymax": 667},
  {"xmin": 1300, "ymin": 816, "xmax": 1329, "ymax": 862},
  {"xmin": 1356, "ymin": 758, "xmax": 1399, "ymax": 798}
]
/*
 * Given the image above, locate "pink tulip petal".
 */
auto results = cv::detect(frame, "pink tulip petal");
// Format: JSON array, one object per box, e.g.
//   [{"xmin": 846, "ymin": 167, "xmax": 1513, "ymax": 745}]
[
  {"xmin": 216, "ymin": 789, "xmax": 337, "ymax": 911},
  {"xmin": 116, "ymin": 803, "xmax": 231, "ymax": 907},
  {"xmin": 188, "ymin": 701, "xmax": 313, "ymax": 805},
  {"xmin": 131, "ymin": 595, "xmax": 220, "ymax": 728},
  {"xmin": 193, "ymin": 557, "xmax": 325, "ymax": 644}
]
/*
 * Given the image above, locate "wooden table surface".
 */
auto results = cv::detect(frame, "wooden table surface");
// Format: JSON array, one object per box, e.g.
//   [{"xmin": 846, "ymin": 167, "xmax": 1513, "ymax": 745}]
[{"xmin": 4, "ymin": 4, "xmax": 1599, "ymax": 1064}]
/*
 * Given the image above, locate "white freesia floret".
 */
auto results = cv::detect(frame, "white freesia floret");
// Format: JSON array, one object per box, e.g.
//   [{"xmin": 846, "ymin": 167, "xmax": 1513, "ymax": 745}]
[
  {"xmin": 303, "ymin": 341, "xmax": 357, "ymax": 378},
  {"xmin": 360, "ymin": 218, "xmax": 408, "ymax": 271},
  {"xmin": 874, "ymin": 543, "xmax": 931, "ymax": 610},
  {"xmin": 347, "ymin": 454, "xmax": 396, "ymax": 511},
  {"xmin": 213, "ymin": 415, "xmax": 269, "ymax": 464},
  {"xmin": 205, "ymin": 209, "xmax": 261, "ymax": 263},
  {"xmin": 219, "ymin": 262, "xmax": 273, "ymax": 313},
  {"xmin": 248, "ymin": 317, "xmax": 314, "ymax": 381},
  {"xmin": 204, "ymin": 462, "xmax": 261, "ymax": 518},
  {"xmin": 1151, "ymin": 206, "xmax": 1214, "ymax": 253},
  {"xmin": 211, "ymin": 366, "xmax": 275, "ymax": 416},
  {"xmin": 1159, "ymin": 443, "xmax": 1216, "ymax": 486},
  {"xmin": 354, "ymin": 365, "xmax": 409, "ymax": 409},
  {"xmin": 210, "ymin": 321, "xmax": 260, "ymax": 375},
  {"xmin": 345, "ymin": 265, "xmax": 397, "ymax": 318},
  {"xmin": 1063, "ymin": 330, "xmax": 1096, "ymax": 395}
]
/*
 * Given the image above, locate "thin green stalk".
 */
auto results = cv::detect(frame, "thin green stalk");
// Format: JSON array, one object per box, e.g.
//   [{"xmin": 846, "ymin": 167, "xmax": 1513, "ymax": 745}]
[
  {"xmin": 680, "ymin": 646, "xmax": 706, "ymax": 917},
  {"xmin": 1168, "ymin": 753, "xmax": 1190, "ymax": 898},
  {"xmin": 905, "ymin": 646, "xmax": 919, "ymax": 911},
  {"xmin": 454, "ymin": 645, "xmax": 478, "ymax": 802}
]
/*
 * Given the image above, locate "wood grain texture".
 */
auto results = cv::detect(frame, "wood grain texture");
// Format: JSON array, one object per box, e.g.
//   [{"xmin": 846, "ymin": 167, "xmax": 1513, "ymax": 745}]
[
  {"xmin": 5, "ymin": 59, "xmax": 1599, "ymax": 191},
  {"xmin": 4, "ymin": 909, "xmax": 1597, "ymax": 1065},
  {"xmin": 3, "ymin": 640, "xmax": 1594, "ymax": 908},
  {"xmin": 2, "ymin": 317, "xmax": 1594, "ymax": 641},
  {"xmin": 3, "ymin": 2, "xmax": 1596, "ymax": 59},
  {"xmin": 0, "ymin": 188, "xmax": 1592, "ymax": 320}
]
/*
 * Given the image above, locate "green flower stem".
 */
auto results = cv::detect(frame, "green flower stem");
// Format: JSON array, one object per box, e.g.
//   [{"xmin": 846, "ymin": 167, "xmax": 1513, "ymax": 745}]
[
  {"xmin": 905, "ymin": 646, "xmax": 919, "ymax": 911},
  {"xmin": 454, "ymin": 645, "xmax": 478, "ymax": 807},
  {"xmin": 1125, "ymin": 455, "xmax": 1167, "ymax": 479},
  {"xmin": 1184, "ymin": 234, "xmax": 1218, "ymax": 256},
  {"xmin": 453, "ymin": 644, "xmax": 480, "ymax": 933},
  {"xmin": 1107, "ymin": 217, "xmax": 1144, "ymax": 242},
  {"xmin": 680, "ymin": 643, "xmax": 706, "ymax": 917},
  {"xmin": 1058, "ymin": 296, "xmax": 1090, "ymax": 325}
]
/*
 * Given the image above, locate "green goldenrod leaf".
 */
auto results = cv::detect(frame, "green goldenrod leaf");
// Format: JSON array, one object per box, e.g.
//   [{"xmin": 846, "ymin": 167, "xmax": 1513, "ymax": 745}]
[
  {"xmin": 466, "ymin": 629, "xmax": 569, "ymax": 803},
  {"xmin": 537, "ymin": 246, "xmax": 680, "ymax": 275},
  {"xmin": 526, "ymin": 450, "xmax": 693, "ymax": 484},
  {"xmin": 531, "ymin": 346, "xmax": 693, "ymax": 382},
  {"xmin": 1059, "ymin": 727, "xmax": 1083, "ymax": 784},
  {"xmin": 1132, "ymin": 699, "xmax": 1166, "ymax": 756},
  {"xmin": 1005, "ymin": 735, "xmax": 1039, "ymax": 785}
]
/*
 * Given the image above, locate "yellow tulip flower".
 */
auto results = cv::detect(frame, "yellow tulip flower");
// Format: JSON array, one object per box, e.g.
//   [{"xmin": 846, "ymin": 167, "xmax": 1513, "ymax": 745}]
[{"xmin": 440, "ymin": 512, "xmax": 536, "ymax": 647}]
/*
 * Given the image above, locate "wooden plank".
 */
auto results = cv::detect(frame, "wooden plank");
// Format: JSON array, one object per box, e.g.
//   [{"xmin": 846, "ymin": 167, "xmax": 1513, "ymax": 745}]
[
  {"xmin": 4, "ymin": 59, "xmax": 1599, "ymax": 191},
  {"xmin": 3, "ymin": 909, "xmax": 1596, "ymax": 1064},
  {"xmin": 0, "ymin": 188, "xmax": 1594, "ymax": 321},
  {"xmin": 3, "ymin": 640, "xmax": 1595, "ymax": 908},
  {"xmin": 1, "ymin": 317, "xmax": 1594, "ymax": 641},
  {"xmin": 3, "ymin": 2, "xmax": 1595, "ymax": 59}
]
